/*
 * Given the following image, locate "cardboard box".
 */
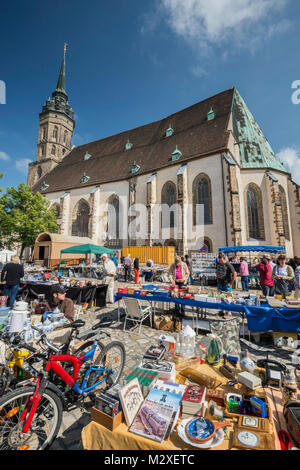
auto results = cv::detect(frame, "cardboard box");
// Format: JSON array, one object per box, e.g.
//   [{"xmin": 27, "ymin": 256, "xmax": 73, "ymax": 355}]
[{"xmin": 91, "ymin": 407, "xmax": 123, "ymax": 431}]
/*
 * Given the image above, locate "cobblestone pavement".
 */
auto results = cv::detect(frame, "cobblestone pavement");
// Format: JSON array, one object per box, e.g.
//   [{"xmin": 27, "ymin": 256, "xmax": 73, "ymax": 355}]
[{"xmin": 49, "ymin": 281, "xmax": 297, "ymax": 450}]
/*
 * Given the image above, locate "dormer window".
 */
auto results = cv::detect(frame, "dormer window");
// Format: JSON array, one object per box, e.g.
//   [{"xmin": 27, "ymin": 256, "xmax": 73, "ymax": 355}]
[
  {"xmin": 41, "ymin": 182, "xmax": 49, "ymax": 192},
  {"xmin": 84, "ymin": 152, "xmax": 92, "ymax": 161},
  {"xmin": 126, "ymin": 140, "xmax": 133, "ymax": 150},
  {"xmin": 171, "ymin": 145, "xmax": 182, "ymax": 161},
  {"xmin": 207, "ymin": 108, "xmax": 215, "ymax": 121},
  {"xmin": 131, "ymin": 161, "xmax": 140, "ymax": 174},
  {"xmin": 166, "ymin": 125, "xmax": 174, "ymax": 137},
  {"xmin": 80, "ymin": 172, "xmax": 90, "ymax": 184}
]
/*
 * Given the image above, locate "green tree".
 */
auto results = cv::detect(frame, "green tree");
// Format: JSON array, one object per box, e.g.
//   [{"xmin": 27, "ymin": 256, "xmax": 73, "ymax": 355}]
[{"xmin": 0, "ymin": 183, "xmax": 57, "ymax": 257}]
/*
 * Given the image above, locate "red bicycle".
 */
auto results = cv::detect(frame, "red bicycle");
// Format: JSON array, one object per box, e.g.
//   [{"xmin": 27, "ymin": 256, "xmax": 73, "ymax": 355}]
[{"xmin": 0, "ymin": 323, "xmax": 125, "ymax": 450}]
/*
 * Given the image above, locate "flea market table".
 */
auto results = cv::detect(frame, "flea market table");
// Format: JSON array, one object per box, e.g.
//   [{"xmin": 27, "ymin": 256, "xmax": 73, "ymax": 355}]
[
  {"xmin": 115, "ymin": 292, "xmax": 300, "ymax": 334},
  {"xmin": 81, "ymin": 364, "xmax": 280, "ymax": 451},
  {"xmin": 21, "ymin": 282, "xmax": 108, "ymax": 308}
]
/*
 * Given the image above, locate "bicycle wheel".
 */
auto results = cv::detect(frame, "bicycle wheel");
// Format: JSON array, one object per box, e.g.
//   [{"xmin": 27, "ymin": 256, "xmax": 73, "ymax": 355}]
[
  {"xmin": 0, "ymin": 386, "xmax": 62, "ymax": 450},
  {"xmin": 92, "ymin": 341, "xmax": 126, "ymax": 387}
]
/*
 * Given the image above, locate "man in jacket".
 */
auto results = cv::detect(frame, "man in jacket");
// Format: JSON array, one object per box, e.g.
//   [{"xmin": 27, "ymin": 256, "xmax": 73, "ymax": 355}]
[
  {"xmin": 102, "ymin": 254, "xmax": 117, "ymax": 303},
  {"xmin": 1, "ymin": 256, "xmax": 24, "ymax": 308},
  {"xmin": 44, "ymin": 285, "xmax": 75, "ymax": 322},
  {"xmin": 216, "ymin": 253, "xmax": 237, "ymax": 292}
]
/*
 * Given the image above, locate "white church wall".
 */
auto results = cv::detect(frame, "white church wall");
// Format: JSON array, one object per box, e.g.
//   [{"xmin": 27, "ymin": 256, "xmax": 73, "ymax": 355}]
[{"xmin": 186, "ymin": 154, "xmax": 228, "ymax": 253}]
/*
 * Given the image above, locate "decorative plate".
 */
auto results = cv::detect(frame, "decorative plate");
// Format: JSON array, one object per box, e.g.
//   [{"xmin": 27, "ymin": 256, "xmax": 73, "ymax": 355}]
[{"xmin": 177, "ymin": 418, "xmax": 224, "ymax": 449}]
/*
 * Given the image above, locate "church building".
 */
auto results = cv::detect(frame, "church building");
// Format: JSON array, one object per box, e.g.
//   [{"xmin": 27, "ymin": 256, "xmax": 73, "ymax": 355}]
[{"xmin": 28, "ymin": 51, "xmax": 300, "ymax": 257}]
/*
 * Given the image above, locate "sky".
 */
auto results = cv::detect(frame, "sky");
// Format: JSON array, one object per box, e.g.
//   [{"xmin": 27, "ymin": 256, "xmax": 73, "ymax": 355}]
[{"xmin": 1, "ymin": 0, "xmax": 300, "ymax": 191}]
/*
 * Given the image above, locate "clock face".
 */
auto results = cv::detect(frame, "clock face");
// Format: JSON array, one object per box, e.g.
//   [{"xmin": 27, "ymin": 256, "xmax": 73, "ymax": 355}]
[
  {"xmin": 242, "ymin": 416, "xmax": 259, "ymax": 428},
  {"xmin": 237, "ymin": 431, "xmax": 259, "ymax": 447}
]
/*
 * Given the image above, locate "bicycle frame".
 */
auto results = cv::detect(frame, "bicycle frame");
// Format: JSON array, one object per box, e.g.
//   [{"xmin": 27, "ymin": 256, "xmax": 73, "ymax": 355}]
[
  {"xmin": 18, "ymin": 343, "xmax": 114, "ymax": 436},
  {"xmin": 45, "ymin": 343, "xmax": 114, "ymax": 395}
]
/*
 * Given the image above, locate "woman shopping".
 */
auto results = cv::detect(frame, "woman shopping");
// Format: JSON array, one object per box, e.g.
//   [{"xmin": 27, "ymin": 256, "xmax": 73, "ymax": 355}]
[{"xmin": 272, "ymin": 254, "xmax": 294, "ymax": 298}]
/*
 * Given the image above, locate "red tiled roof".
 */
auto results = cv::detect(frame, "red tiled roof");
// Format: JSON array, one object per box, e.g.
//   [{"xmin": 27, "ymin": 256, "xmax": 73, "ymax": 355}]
[{"xmin": 33, "ymin": 88, "xmax": 234, "ymax": 194}]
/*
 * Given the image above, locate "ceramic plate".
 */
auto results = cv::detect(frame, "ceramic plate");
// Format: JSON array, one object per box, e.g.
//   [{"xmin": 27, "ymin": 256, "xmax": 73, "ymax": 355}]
[{"xmin": 177, "ymin": 418, "xmax": 225, "ymax": 449}]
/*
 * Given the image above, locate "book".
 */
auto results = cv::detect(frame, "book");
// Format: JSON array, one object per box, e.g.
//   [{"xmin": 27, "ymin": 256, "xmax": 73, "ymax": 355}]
[
  {"xmin": 105, "ymin": 383, "xmax": 123, "ymax": 410},
  {"xmin": 147, "ymin": 381, "xmax": 186, "ymax": 437},
  {"xmin": 182, "ymin": 385, "xmax": 206, "ymax": 415},
  {"xmin": 118, "ymin": 378, "xmax": 144, "ymax": 426},
  {"xmin": 138, "ymin": 360, "xmax": 176, "ymax": 383},
  {"xmin": 95, "ymin": 391, "xmax": 120, "ymax": 417},
  {"xmin": 125, "ymin": 367, "xmax": 159, "ymax": 398},
  {"xmin": 143, "ymin": 344, "xmax": 166, "ymax": 361},
  {"xmin": 129, "ymin": 399, "xmax": 174, "ymax": 443}
]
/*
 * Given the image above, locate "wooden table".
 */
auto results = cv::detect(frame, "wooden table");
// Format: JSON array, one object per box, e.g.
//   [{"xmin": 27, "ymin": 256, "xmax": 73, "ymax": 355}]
[{"xmin": 82, "ymin": 363, "xmax": 280, "ymax": 451}]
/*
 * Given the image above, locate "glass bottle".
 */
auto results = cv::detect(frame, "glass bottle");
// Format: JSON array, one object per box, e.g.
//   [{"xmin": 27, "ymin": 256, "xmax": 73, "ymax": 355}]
[{"xmin": 206, "ymin": 335, "xmax": 220, "ymax": 366}]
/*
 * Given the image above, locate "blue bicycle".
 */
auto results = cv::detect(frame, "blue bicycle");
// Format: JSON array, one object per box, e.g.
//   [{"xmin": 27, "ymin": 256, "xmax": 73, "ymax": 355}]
[{"xmin": 0, "ymin": 321, "xmax": 126, "ymax": 449}]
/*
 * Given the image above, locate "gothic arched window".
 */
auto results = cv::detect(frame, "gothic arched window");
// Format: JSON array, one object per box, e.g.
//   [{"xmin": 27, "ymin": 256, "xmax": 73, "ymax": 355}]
[
  {"xmin": 161, "ymin": 182, "xmax": 176, "ymax": 228},
  {"xmin": 71, "ymin": 200, "xmax": 91, "ymax": 238},
  {"xmin": 192, "ymin": 174, "xmax": 212, "ymax": 225},
  {"xmin": 53, "ymin": 126, "xmax": 58, "ymax": 141},
  {"xmin": 107, "ymin": 195, "xmax": 120, "ymax": 241},
  {"xmin": 64, "ymin": 130, "xmax": 68, "ymax": 144},
  {"xmin": 51, "ymin": 145, "xmax": 56, "ymax": 156},
  {"xmin": 246, "ymin": 184, "xmax": 265, "ymax": 240},
  {"xmin": 37, "ymin": 166, "xmax": 42, "ymax": 179},
  {"xmin": 279, "ymin": 186, "xmax": 290, "ymax": 240}
]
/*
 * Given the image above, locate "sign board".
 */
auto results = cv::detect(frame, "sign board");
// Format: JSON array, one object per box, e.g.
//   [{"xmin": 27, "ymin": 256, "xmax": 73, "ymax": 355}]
[{"xmin": 189, "ymin": 251, "xmax": 217, "ymax": 278}]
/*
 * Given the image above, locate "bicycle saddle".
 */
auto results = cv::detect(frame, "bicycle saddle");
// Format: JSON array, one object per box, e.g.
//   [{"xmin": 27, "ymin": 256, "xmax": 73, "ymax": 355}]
[{"xmin": 69, "ymin": 320, "xmax": 85, "ymax": 329}]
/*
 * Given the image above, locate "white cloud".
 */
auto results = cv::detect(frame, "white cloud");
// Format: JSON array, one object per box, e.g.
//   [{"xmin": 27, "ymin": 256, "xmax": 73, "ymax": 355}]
[
  {"xmin": 156, "ymin": 0, "xmax": 290, "ymax": 56},
  {"xmin": 0, "ymin": 151, "xmax": 10, "ymax": 161},
  {"xmin": 15, "ymin": 158, "xmax": 32, "ymax": 174},
  {"xmin": 277, "ymin": 147, "xmax": 300, "ymax": 185}
]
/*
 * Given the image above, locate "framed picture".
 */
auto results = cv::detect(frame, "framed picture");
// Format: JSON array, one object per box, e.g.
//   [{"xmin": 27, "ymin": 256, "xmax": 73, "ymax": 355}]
[{"xmin": 119, "ymin": 378, "xmax": 144, "ymax": 426}]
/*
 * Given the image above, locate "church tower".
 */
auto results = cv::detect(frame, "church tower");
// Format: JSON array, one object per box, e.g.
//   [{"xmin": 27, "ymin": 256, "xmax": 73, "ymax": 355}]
[{"xmin": 28, "ymin": 44, "xmax": 75, "ymax": 187}]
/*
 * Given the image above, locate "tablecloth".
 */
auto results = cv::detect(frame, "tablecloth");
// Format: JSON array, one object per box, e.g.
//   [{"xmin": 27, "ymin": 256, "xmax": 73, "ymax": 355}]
[
  {"xmin": 81, "ymin": 363, "xmax": 279, "ymax": 451},
  {"xmin": 22, "ymin": 282, "xmax": 108, "ymax": 308},
  {"xmin": 115, "ymin": 293, "xmax": 300, "ymax": 332}
]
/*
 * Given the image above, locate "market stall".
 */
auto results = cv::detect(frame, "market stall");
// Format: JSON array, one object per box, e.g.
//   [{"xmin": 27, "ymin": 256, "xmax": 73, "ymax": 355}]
[
  {"xmin": 115, "ymin": 289, "xmax": 300, "ymax": 333},
  {"xmin": 21, "ymin": 282, "xmax": 108, "ymax": 308},
  {"xmin": 81, "ymin": 361, "xmax": 281, "ymax": 451}
]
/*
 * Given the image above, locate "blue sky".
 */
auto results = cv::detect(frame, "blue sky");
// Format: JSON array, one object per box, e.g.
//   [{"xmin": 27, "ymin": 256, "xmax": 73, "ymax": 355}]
[{"xmin": 1, "ymin": 0, "xmax": 300, "ymax": 191}]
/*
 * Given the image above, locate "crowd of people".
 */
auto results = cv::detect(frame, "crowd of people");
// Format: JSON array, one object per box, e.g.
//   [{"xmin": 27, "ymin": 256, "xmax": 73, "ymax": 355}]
[
  {"xmin": 1, "ymin": 251, "xmax": 299, "ymax": 321},
  {"xmin": 223, "ymin": 253, "xmax": 300, "ymax": 299}
]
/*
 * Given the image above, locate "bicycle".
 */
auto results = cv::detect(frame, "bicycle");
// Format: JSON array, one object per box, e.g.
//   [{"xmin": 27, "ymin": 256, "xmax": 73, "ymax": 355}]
[
  {"xmin": 0, "ymin": 322, "xmax": 126, "ymax": 450},
  {"xmin": 0, "ymin": 319, "xmax": 103, "ymax": 397}
]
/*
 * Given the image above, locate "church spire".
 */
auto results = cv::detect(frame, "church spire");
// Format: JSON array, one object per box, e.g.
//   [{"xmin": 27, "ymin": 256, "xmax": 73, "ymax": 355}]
[
  {"xmin": 55, "ymin": 43, "xmax": 67, "ymax": 94},
  {"xmin": 40, "ymin": 44, "xmax": 74, "ymax": 121}
]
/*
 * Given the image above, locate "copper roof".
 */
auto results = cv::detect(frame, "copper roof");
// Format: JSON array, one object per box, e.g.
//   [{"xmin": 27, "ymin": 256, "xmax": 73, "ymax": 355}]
[{"xmin": 33, "ymin": 88, "xmax": 235, "ymax": 194}]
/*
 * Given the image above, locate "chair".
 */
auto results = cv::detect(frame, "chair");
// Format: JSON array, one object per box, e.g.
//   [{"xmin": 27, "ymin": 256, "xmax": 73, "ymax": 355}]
[
  {"xmin": 122, "ymin": 297, "xmax": 152, "ymax": 335},
  {"xmin": 74, "ymin": 304, "xmax": 84, "ymax": 320}
]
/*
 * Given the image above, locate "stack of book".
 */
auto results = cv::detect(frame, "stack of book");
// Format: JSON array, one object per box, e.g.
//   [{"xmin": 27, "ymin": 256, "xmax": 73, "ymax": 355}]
[
  {"xmin": 129, "ymin": 380, "xmax": 186, "ymax": 442},
  {"xmin": 182, "ymin": 385, "xmax": 206, "ymax": 416},
  {"xmin": 95, "ymin": 391, "xmax": 120, "ymax": 417},
  {"xmin": 125, "ymin": 367, "xmax": 159, "ymax": 398},
  {"xmin": 143, "ymin": 344, "xmax": 166, "ymax": 361},
  {"xmin": 138, "ymin": 360, "xmax": 176, "ymax": 383}
]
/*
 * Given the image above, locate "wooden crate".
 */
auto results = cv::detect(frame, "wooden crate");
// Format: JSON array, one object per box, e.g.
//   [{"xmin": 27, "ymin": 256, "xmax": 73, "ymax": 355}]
[{"xmin": 91, "ymin": 407, "xmax": 123, "ymax": 431}]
